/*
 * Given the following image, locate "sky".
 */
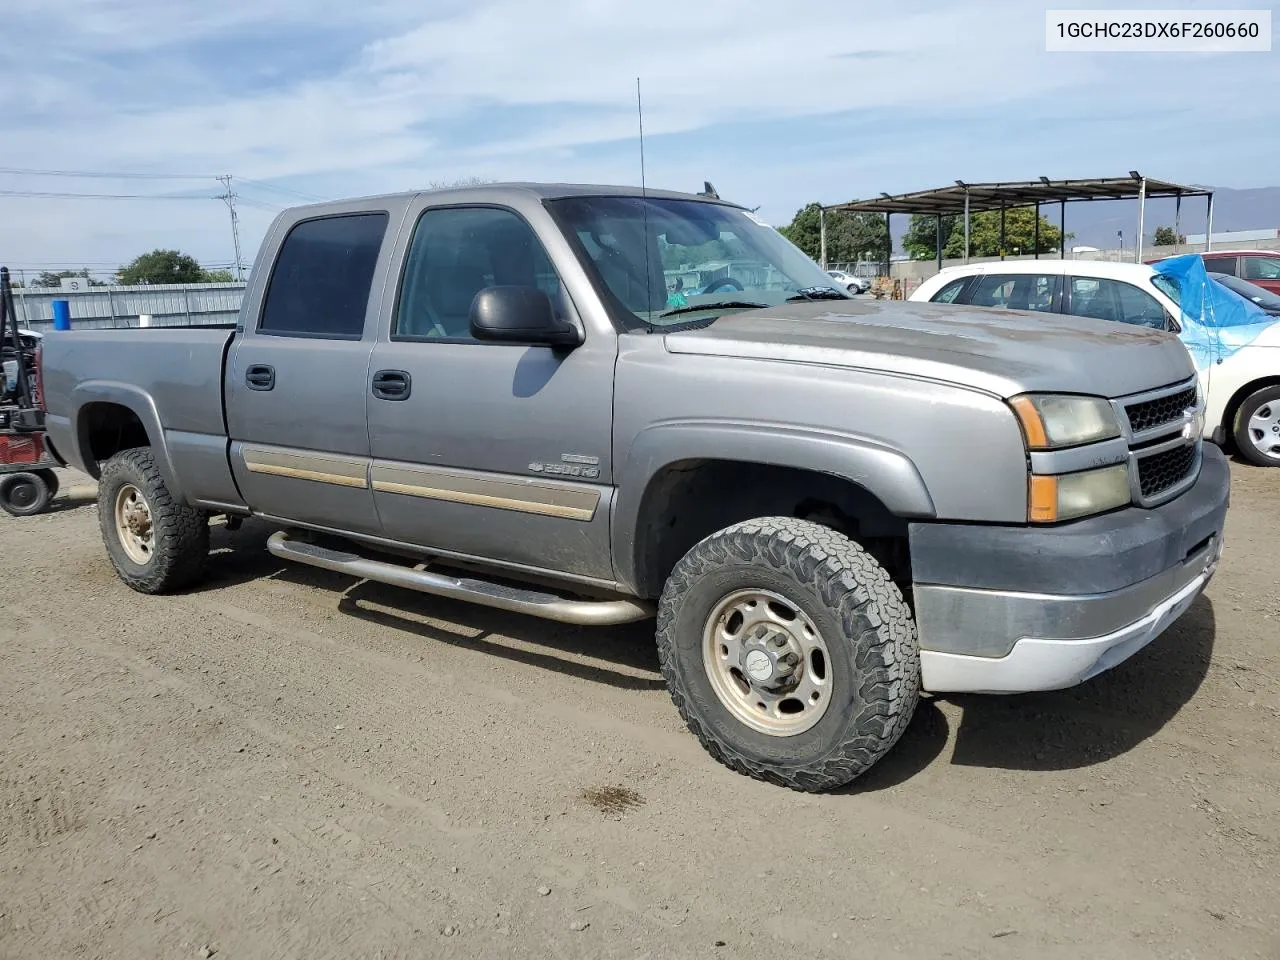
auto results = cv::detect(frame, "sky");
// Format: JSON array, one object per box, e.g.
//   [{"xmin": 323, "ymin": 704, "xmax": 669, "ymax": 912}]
[{"xmin": 0, "ymin": 0, "xmax": 1276, "ymax": 279}]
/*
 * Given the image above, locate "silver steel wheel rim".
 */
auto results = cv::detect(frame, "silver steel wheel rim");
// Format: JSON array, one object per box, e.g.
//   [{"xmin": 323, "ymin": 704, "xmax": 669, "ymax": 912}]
[
  {"xmin": 1247, "ymin": 402, "xmax": 1280, "ymax": 461},
  {"xmin": 115, "ymin": 483, "xmax": 155, "ymax": 565},
  {"xmin": 702, "ymin": 588, "xmax": 832, "ymax": 737}
]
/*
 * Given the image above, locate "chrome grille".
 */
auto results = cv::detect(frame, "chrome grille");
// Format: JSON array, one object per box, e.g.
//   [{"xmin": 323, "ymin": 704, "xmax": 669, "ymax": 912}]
[
  {"xmin": 1112, "ymin": 377, "xmax": 1202, "ymax": 508},
  {"xmin": 1137, "ymin": 443, "xmax": 1197, "ymax": 500},
  {"xmin": 1125, "ymin": 386, "xmax": 1198, "ymax": 434}
]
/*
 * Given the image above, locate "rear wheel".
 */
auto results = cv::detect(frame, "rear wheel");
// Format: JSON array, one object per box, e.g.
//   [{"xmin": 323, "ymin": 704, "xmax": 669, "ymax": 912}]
[
  {"xmin": 656, "ymin": 517, "xmax": 920, "ymax": 792},
  {"xmin": 98, "ymin": 447, "xmax": 209, "ymax": 593},
  {"xmin": 1233, "ymin": 385, "xmax": 1280, "ymax": 467},
  {"xmin": 0, "ymin": 471, "xmax": 52, "ymax": 517}
]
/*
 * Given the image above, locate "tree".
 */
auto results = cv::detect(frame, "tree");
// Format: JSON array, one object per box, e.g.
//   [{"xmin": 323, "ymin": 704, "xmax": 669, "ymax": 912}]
[
  {"xmin": 116, "ymin": 249, "xmax": 208, "ymax": 285},
  {"xmin": 903, "ymin": 214, "xmax": 960, "ymax": 260},
  {"xmin": 29, "ymin": 269, "xmax": 104, "ymax": 288},
  {"xmin": 427, "ymin": 176, "xmax": 493, "ymax": 189},
  {"xmin": 203, "ymin": 269, "xmax": 235, "ymax": 283},
  {"xmin": 779, "ymin": 203, "xmax": 889, "ymax": 264},
  {"xmin": 1152, "ymin": 225, "xmax": 1184, "ymax": 246},
  {"xmin": 940, "ymin": 208, "xmax": 1063, "ymax": 259}
]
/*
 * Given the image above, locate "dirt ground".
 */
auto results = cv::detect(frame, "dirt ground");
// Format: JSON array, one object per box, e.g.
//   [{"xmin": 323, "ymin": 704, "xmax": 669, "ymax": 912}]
[{"xmin": 1, "ymin": 463, "xmax": 1278, "ymax": 960}]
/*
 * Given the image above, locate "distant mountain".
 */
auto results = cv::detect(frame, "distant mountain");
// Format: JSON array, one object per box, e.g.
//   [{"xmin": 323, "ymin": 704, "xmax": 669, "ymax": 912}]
[{"xmin": 890, "ymin": 185, "xmax": 1280, "ymax": 253}]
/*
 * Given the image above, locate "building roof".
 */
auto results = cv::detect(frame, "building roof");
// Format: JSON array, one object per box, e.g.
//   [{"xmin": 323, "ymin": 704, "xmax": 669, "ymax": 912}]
[{"xmin": 828, "ymin": 175, "xmax": 1212, "ymax": 216}]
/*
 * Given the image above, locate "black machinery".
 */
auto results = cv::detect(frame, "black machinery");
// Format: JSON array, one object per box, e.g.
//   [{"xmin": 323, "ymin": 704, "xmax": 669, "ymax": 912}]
[{"xmin": 1, "ymin": 266, "xmax": 59, "ymax": 516}]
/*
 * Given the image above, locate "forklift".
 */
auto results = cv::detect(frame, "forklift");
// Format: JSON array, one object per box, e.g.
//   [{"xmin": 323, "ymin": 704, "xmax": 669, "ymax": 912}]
[{"xmin": 1, "ymin": 266, "xmax": 59, "ymax": 516}]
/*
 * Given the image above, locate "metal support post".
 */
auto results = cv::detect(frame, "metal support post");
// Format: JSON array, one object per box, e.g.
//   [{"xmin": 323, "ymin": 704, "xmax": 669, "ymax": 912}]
[{"xmin": 1136, "ymin": 177, "xmax": 1147, "ymax": 263}]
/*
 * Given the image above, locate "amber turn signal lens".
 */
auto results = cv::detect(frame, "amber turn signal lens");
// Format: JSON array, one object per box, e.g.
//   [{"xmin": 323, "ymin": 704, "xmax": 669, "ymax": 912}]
[
  {"xmin": 1028, "ymin": 475, "xmax": 1059, "ymax": 522},
  {"xmin": 1009, "ymin": 396, "xmax": 1050, "ymax": 449},
  {"xmin": 1027, "ymin": 463, "xmax": 1131, "ymax": 523}
]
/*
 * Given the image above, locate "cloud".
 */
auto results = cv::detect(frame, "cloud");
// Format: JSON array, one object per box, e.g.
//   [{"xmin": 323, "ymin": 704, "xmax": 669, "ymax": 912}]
[{"xmin": 0, "ymin": 0, "xmax": 1275, "ymax": 272}]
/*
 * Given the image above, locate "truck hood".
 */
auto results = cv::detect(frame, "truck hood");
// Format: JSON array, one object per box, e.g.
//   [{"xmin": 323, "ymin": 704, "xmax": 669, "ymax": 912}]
[{"xmin": 662, "ymin": 300, "xmax": 1195, "ymax": 399}]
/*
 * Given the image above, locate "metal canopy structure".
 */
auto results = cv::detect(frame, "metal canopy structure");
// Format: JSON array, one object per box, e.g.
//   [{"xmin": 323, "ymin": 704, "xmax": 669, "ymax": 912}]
[{"xmin": 819, "ymin": 173, "xmax": 1215, "ymax": 273}]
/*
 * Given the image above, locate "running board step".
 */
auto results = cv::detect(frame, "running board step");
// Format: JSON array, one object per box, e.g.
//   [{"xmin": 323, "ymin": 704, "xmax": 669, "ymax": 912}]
[{"xmin": 266, "ymin": 531, "xmax": 655, "ymax": 626}]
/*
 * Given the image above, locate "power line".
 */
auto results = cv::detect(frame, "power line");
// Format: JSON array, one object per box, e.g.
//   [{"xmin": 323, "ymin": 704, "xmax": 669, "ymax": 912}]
[
  {"xmin": 237, "ymin": 178, "xmax": 328, "ymax": 202},
  {"xmin": 0, "ymin": 189, "xmax": 217, "ymax": 200},
  {"xmin": 0, "ymin": 166, "xmax": 327, "ymax": 202},
  {"xmin": 236, "ymin": 197, "xmax": 284, "ymax": 212},
  {"xmin": 0, "ymin": 166, "xmax": 215, "ymax": 180}
]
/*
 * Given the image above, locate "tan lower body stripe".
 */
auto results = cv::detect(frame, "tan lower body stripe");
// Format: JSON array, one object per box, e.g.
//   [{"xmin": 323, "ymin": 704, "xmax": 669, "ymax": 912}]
[
  {"xmin": 371, "ymin": 463, "xmax": 600, "ymax": 521},
  {"xmin": 239, "ymin": 445, "xmax": 601, "ymax": 521},
  {"xmin": 241, "ymin": 446, "xmax": 369, "ymax": 489},
  {"xmin": 370, "ymin": 479, "xmax": 597, "ymax": 520}
]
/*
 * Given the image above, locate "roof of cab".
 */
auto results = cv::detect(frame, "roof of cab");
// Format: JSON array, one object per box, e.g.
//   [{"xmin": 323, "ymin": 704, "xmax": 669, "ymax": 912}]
[{"xmin": 283, "ymin": 181, "xmax": 744, "ymax": 211}]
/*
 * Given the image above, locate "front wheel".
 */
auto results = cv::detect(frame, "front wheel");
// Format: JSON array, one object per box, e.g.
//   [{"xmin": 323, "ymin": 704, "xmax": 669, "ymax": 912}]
[
  {"xmin": 97, "ymin": 447, "xmax": 209, "ymax": 593},
  {"xmin": 1233, "ymin": 385, "xmax": 1280, "ymax": 467},
  {"xmin": 656, "ymin": 517, "xmax": 920, "ymax": 792}
]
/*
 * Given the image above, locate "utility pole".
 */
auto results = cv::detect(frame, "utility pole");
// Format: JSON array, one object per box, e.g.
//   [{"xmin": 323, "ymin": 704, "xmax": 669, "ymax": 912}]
[
  {"xmin": 216, "ymin": 174, "xmax": 244, "ymax": 281},
  {"xmin": 819, "ymin": 207, "xmax": 827, "ymax": 270}
]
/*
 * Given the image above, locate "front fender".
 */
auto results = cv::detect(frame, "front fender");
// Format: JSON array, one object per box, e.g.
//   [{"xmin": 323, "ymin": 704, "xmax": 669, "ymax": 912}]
[
  {"xmin": 69, "ymin": 381, "xmax": 184, "ymax": 500},
  {"xmin": 612, "ymin": 419, "xmax": 936, "ymax": 588}
]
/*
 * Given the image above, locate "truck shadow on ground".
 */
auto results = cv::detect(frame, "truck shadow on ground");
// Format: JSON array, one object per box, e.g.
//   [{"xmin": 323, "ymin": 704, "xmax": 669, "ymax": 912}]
[
  {"xmin": 200, "ymin": 521, "xmax": 666, "ymax": 692},
  {"xmin": 201, "ymin": 521, "xmax": 1218, "ymax": 784},
  {"xmin": 849, "ymin": 596, "xmax": 1217, "ymax": 792},
  {"xmin": 335, "ymin": 580, "xmax": 665, "ymax": 692}
]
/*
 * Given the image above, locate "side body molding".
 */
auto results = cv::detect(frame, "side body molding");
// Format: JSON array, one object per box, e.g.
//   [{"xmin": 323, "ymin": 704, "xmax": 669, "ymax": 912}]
[{"xmin": 612, "ymin": 419, "xmax": 937, "ymax": 590}]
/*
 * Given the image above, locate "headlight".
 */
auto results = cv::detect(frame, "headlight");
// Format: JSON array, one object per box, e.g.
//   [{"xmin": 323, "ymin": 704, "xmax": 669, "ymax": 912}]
[
  {"xmin": 1192, "ymin": 384, "xmax": 1206, "ymax": 439},
  {"xmin": 1009, "ymin": 394, "xmax": 1121, "ymax": 449},
  {"xmin": 1029, "ymin": 463, "xmax": 1131, "ymax": 522}
]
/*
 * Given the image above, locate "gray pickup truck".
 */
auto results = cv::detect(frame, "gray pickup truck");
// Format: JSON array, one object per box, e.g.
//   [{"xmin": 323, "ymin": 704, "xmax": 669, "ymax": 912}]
[{"xmin": 40, "ymin": 182, "xmax": 1229, "ymax": 792}]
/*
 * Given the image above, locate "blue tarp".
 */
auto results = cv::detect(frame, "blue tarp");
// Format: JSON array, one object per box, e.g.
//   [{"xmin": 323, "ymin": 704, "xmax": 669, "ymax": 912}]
[{"xmin": 1153, "ymin": 254, "xmax": 1276, "ymax": 370}]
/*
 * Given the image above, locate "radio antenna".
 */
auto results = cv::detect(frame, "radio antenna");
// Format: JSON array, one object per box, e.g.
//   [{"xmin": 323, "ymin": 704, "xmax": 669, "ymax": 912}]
[
  {"xmin": 636, "ymin": 77, "xmax": 647, "ymax": 196},
  {"xmin": 636, "ymin": 77, "xmax": 655, "ymax": 320}
]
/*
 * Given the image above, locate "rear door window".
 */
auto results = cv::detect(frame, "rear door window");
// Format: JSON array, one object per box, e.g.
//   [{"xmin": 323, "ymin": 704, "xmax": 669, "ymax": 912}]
[
  {"xmin": 1203, "ymin": 256, "xmax": 1238, "ymax": 277},
  {"xmin": 968, "ymin": 274, "xmax": 1060, "ymax": 312},
  {"xmin": 259, "ymin": 212, "xmax": 389, "ymax": 338},
  {"xmin": 1243, "ymin": 256, "xmax": 1280, "ymax": 281}
]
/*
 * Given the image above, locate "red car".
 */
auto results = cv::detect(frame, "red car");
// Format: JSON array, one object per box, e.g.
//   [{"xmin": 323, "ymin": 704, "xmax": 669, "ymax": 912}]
[
  {"xmin": 1145, "ymin": 250, "xmax": 1280, "ymax": 295},
  {"xmin": 1198, "ymin": 250, "xmax": 1280, "ymax": 295}
]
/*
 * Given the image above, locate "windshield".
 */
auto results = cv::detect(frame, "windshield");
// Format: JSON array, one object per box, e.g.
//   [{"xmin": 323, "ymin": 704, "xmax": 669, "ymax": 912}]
[
  {"xmin": 1213, "ymin": 273, "xmax": 1280, "ymax": 310},
  {"xmin": 1152, "ymin": 274, "xmax": 1181, "ymax": 306},
  {"xmin": 545, "ymin": 195, "xmax": 849, "ymax": 330}
]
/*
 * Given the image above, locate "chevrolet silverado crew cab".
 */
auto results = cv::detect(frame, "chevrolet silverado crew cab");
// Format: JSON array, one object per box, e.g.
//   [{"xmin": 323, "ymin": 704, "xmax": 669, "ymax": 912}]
[{"xmin": 39, "ymin": 183, "xmax": 1229, "ymax": 792}]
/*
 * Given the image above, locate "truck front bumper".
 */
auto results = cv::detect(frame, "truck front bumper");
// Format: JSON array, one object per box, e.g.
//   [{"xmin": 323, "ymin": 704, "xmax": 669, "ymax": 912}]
[{"xmin": 909, "ymin": 443, "xmax": 1230, "ymax": 695}]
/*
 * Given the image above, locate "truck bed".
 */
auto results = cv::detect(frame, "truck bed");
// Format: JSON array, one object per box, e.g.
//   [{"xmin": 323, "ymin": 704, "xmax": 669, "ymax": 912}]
[{"xmin": 41, "ymin": 327, "xmax": 239, "ymax": 504}]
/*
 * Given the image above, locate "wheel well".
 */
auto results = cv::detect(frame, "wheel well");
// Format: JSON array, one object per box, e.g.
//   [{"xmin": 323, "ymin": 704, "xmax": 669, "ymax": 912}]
[
  {"xmin": 80, "ymin": 402, "xmax": 151, "ymax": 467},
  {"xmin": 1222, "ymin": 376, "xmax": 1280, "ymax": 437},
  {"xmin": 631, "ymin": 460, "xmax": 910, "ymax": 599}
]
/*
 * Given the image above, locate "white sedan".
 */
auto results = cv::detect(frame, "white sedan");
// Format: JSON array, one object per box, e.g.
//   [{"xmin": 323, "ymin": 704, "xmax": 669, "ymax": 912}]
[
  {"xmin": 910, "ymin": 259, "xmax": 1280, "ymax": 467},
  {"xmin": 827, "ymin": 269, "xmax": 870, "ymax": 294}
]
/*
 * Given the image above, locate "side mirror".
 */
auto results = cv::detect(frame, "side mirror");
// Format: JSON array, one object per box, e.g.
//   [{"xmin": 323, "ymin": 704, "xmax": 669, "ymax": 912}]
[{"xmin": 469, "ymin": 286, "xmax": 582, "ymax": 347}]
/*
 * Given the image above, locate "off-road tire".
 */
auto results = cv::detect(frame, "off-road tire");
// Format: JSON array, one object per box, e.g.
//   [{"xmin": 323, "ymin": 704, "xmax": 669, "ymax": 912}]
[
  {"xmin": 98, "ymin": 447, "xmax": 209, "ymax": 593},
  {"xmin": 656, "ymin": 516, "xmax": 920, "ymax": 793},
  {"xmin": 0, "ymin": 471, "xmax": 52, "ymax": 517},
  {"xmin": 1232, "ymin": 384, "xmax": 1280, "ymax": 467}
]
